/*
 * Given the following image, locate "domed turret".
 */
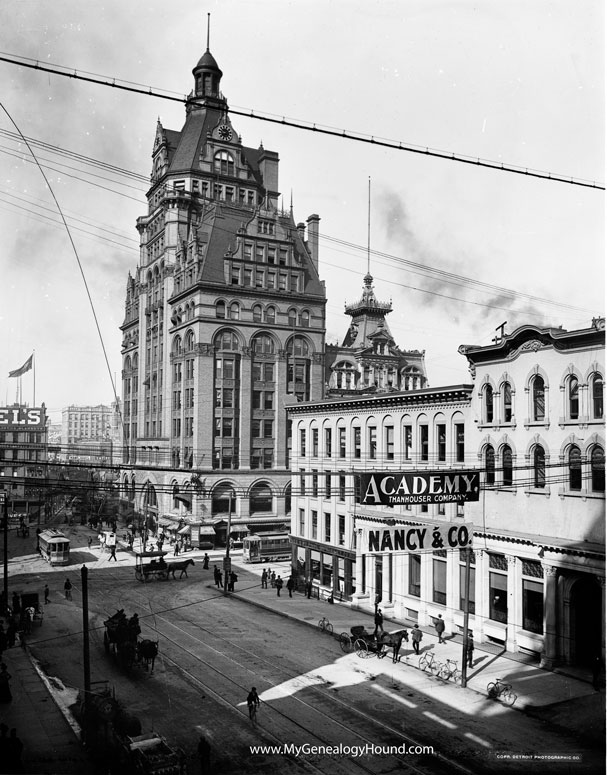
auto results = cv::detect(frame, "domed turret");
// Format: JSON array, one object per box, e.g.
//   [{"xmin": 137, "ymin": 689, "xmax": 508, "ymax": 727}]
[{"xmin": 192, "ymin": 47, "xmax": 223, "ymax": 101}]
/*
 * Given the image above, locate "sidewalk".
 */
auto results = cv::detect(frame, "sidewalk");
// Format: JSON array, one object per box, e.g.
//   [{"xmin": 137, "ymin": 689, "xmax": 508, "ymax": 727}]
[
  {"xmin": 224, "ymin": 561, "xmax": 605, "ymax": 746},
  {"xmin": 0, "ymin": 644, "xmax": 90, "ymax": 774}
]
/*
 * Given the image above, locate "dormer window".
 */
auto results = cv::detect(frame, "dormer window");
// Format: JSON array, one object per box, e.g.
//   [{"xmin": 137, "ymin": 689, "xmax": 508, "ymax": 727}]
[{"xmin": 214, "ymin": 151, "xmax": 234, "ymax": 176}]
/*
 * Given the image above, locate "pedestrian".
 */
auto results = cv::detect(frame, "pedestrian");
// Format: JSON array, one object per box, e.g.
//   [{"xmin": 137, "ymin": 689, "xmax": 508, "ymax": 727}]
[
  {"xmin": 465, "ymin": 632, "xmax": 474, "ymax": 668},
  {"xmin": 434, "ymin": 614, "xmax": 445, "ymax": 644},
  {"xmin": 173, "ymin": 542, "xmax": 180, "ymax": 557},
  {"xmin": 373, "ymin": 608, "xmax": 384, "ymax": 638},
  {"xmin": 229, "ymin": 571, "xmax": 238, "ymax": 591},
  {"xmin": 275, "ymin": 575, "xmax": 283, "ymax": 596},
  {"xmin": 213, "ymin": 566, "xmax": 221, "ymax": 587},
  {"xmin": 0, "ymin": 626, "xmax": 6, "ymax": 659},
  {"xmin": 7, "ymin": 728, "xmax": 23, "ymax": 773},
  {"xmin": 44, "ymin": 584, "xmax": 50, "ymax": 604},
  {"xmin": 0, "ymin": 663, "xmax": 12, "ymax": 702},
  {"xmin": 6, "ymin": 621, "xmax": 16, "ymax": 649},
  {"xmin": 64, "ymin": 578, "xmax": 72, "ymax": 600},
  {"xmin": 11, "ymin": 592, "xmax": 20, "ymax": 617},
  {"xmin": 411, "ymin": 624, "xmax": 423, "ymax": 655},
  {"xmin": 270, "ymin": 571, "xmax": 276, "ymax": 588},
  {"xmin": 108, "ymin": 545, "xmax": 117, "ymax": 562},
  {"xmin": 261, "ymin": 569, "xmax": 268, "ymax": 589},
  {"xmin": 87, "ymin": 536, "xmax": 93, "ymax": 550},
  {"xmin": 197, "ymin": 734, "xmax": 211, "ymax": 775},
  {"xmin": 305, "ymin": 578, "xmax": 312, "ymax": 599},
  {"xmin": 286, "ymin": 576, "xmax": 294, "ymax": 598},
  {"xmin": 203, "ymin": 553, "xmax": 210, "ymax": 570}
]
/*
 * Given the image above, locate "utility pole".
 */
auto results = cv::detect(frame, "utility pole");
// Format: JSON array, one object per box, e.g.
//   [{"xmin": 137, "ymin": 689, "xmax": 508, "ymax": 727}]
[
  {"xmin": 223, "ymin": 494, "xmax": 232, "ymax": 593},
  {"xmin": 1, "ymin": 492, "xmax": 7, "ymax": 615},
  {"xmin": 460, "ymin": 546, "xmax": 472, "ymax": 688},
  {"xmin": 81, "ymin": 565, "xmax": 91, "ymax": 741}
]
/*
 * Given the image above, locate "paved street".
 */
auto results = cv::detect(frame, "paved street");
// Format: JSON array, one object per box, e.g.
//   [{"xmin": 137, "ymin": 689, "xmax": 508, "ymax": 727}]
[{"xmin": 2, "ymin": 526, "xmax": 603, "ymax": 774}]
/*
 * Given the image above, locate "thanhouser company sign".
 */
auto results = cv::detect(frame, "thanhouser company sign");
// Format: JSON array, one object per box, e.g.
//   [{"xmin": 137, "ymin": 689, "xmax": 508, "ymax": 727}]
[
  {"xmin": 366, "ymin": 522, "xmax": 473, "ymax": 554},
  {"xmin": 359, "ymin": 471, "xmax": 480, "ymax": 507}
]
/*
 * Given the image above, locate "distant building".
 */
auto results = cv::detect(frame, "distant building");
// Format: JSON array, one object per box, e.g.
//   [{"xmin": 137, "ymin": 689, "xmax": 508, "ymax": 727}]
[
  {"xmin": 118, "ymin": 44, "xmax": 326, "ymax": 546},
  {"xmin": 61, "ymin": 402, "xmax": 121, "ymax": 465},
  {"xmin": 0, "ymin": 404, "xmax": 49, "ymax": 523},
  {"xmin": 325, "ymin": 273, "xmax": 427, "ymax": 397}
]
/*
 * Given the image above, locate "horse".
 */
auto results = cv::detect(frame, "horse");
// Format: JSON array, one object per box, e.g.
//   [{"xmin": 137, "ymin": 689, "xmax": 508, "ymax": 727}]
[
  {"xmin": 137, "ymin": 639, "xmax": 159, "ymax": 673},
  {"xmin": 166, "ymin": 558, "xmax": 195, "ymax": 579},
  {"xmin": 378, "ymin": 629, "xmax": 409, "ymax": 663}
]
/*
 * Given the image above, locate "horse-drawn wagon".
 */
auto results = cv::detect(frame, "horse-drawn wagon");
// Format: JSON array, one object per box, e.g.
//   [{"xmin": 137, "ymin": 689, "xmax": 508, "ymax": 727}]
[
  {"xmin": 20, "ymin": 592, "xmax": 43, "ymax": 631},
  {"xmin": 339, "ymin": 625, "xmax": 408, "ymax": 661},
  {"xmin": 120, "ymin": 732, "xmax": 185, "ymax": 775},
  {"xmin": 103, "ymin": 610, "xmax": 159, "ymax": 673},
  {"xmin": 134, "ymin": 551, "xmax": 169, "ymax": 582}
]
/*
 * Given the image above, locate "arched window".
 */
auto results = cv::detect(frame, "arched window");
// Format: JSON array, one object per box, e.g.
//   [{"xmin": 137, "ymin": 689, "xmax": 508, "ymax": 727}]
[
  {"xmin": 300, "ymin": 310, "xmax": 310, "ymax": 327},
  {"xmin": 214, "ymin": 150, "xmax": 234, "ymax": 176},
  {"xmin": 284, "ymin": 482, "xmax": 292, "ymax": 515},
  {"xmin": 252, "ymin": 334, "xmax": 275, "ymax": 354},
  {"xmin": 228, "ymin": 302, "xmax": 240, "ymax": 321},
  {"xmin": 485, "ymin": 445, "xmax": 495, "ymax": 486},
  {"xmin": 568, "ymin": 445, "xmax": 582, "ymax": 490},
  {"xmin": 483, "ymin": 385, "xmax": 494, "ymax": 423},
  {"xmin": 212, "ymin": 483, "xmax": 235, "ymax": 515},
  {"xmin": 185, "ymin": 330, "xmax": 195, "ymax": 351},
  {"xmin": 216, "ymin": 300, "xmax": 226, "ymax": 319},
  {"xmin": 591, "ymin": 445, "xmax": 605, "ymax": 492},
  {"xmin": 265, "ymin": 306, "xmax": 276, "ymax": 324},
  {"xmin": 250, "ymin": 482, "xmax": 272, "ymax": 514},
  {"xmin": 533, "ymin": 445, "xmax": 545, "ymax": 488},
  {"xmin": 568, "ymin": 376, "xmax": 579, "ymax": 420},
  {"xmin": 214, "ymin": 330, "xmax": 239, "ymax": 351},
  {"xmin": 502, "ymin": 445, "xmax": 513, "ymax": 487},
  {"xmin": 503, "ymin": 382, "xmax": 512, "ymax": 423},
  {"xmin": 592, "ymin": 374, "xmax": 604, "ymax": 419},
  {"xmin": 172, "ymin": 336, "xmax": 183, "ymax": 356},
  {"xmin": 288, "ymin": 308, "xmax": 297, "ymax": 327},
  {"xmin": 287, "ymin": 336, "xmax": 310, "ymax": 357},
  {"xmin": 252, "ymin": 304, "xmax": 262, "ymax": 323},
  {"xmin": 532, "ymin": 376, "xmax": 545, "ymax": 421}
]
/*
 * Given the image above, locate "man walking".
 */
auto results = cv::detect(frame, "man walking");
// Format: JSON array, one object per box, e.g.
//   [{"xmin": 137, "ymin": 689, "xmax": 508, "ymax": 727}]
[
  {"xmin": 64, "ymin": 578, "xmax": 72, "ymax": 600},
  {"xmin": 261, "ymin": 569, "xmax": 268, "ymax": 589},
  {"xmin": 373, "ymin": 608, "xmax": 384, "ymax": 638},
  {"xmin": 286, "ymin": 576, "xmax": 294, "ymax": 598},
  {"xmin": 44, "ymin": 584, "xmax": 50, "ymax": 604},
  {"xmin": 275, "ymin": 576, "xmax": 283, "ymax": 596},
  {"xmin": 108, "ymin": 545, "xmax": 117, "ymax": 562},
  {"xmin": 434, "ymin": 614, "xmax": 445, "ymax": 644},
  {"xmin": 411, "ymin": 624, "xmax": 423, "ymax": 655},
  {"xmin": 465, "ymin": 632, "xmax": 475, "ymax": 668}
]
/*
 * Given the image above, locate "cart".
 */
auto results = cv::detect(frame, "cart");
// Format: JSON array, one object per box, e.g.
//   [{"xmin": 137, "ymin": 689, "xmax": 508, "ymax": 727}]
[
  {"xmin": 121, "ymin": 732, "xmax": 185, "ymax": 775},
  {"xmin": 20, "ymin": 593, "xmax": 43, "ymax": 629},
  {"xmin": 134, "ymin": 551, "xmax": 169, "ymax": 582},
  {"xmin": 339, "ymin": 625, "xmax": 408, "ymax": 659}
]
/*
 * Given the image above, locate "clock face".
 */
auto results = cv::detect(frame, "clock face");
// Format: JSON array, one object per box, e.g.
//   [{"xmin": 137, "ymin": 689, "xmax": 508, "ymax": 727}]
[{"xmin": 218, "ymin": 125, "xmax": 232, "ymax": 141}]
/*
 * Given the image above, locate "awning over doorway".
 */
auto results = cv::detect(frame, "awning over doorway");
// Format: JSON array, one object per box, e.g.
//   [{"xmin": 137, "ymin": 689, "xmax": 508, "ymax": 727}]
[
  {"xmin": 198, "ymin": 526, "xmax": 216, "ymax": 536},
  {"xmin": 177, "ymin": 525, "xmax": 191, "ymax": 535}
]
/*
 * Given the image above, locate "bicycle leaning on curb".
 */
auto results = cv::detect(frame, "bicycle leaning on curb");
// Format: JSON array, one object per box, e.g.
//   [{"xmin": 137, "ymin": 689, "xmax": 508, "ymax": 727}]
[
  {"xmin": 418, "ymin": 647, "xmax": 440, "ymax": 675},
  {"xmin": 437, "ymin": 657, "xmax": 462, "ymax": 684},
  {"xmin": 318, "ymin": 616, "xmax": 333, "ymax": 635},
  {"xmin": 487, "ymin": 677, "xmax": 517, "ymax": 705}
]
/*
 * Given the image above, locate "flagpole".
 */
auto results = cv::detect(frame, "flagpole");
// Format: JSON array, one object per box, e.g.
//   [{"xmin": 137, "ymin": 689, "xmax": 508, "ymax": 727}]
[{"xmin": 33, "ymin": 350, "xmax": 36, "ymax": 406}]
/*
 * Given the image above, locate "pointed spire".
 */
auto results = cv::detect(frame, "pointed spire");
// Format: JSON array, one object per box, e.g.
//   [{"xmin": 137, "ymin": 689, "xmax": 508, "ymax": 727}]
[{"xmin": 207, "ymin": 12, "xmax": 211, "ymax": 51}]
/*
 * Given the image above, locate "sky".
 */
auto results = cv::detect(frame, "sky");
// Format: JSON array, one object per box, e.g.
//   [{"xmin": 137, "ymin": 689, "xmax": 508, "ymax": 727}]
[{"xmin": 0, "ymin": 0, "xmax": 604, "ymax": 423}]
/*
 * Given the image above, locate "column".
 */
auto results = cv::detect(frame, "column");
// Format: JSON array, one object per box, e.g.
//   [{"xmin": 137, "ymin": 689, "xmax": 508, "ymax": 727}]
[
  {"xmin": 596, "ymin": 575, "xmax": 606, "ymax": 662},
  {"xmin": 506, "ymin": 555, "xmax": 518, "ymax": 652},
  {"xmin": 351, "ymin": 527, "xmax": 367, "ymax": 607},
  {"xmin": 540, "ymin": 565, "xmax": 558, "ymax": 669}
]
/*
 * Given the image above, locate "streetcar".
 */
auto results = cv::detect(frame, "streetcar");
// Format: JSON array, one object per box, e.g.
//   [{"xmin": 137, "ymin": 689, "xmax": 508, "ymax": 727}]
[
  {"xmin": 242, "ymin": 533, "xmax": 291, "ymax": 563},
  {"xmin": 38, "ymin": 529, "xmax": 70, "ymax": 565}
]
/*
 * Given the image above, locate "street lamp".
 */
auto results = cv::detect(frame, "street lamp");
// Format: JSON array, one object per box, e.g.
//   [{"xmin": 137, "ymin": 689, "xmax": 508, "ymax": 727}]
[{"xmin": 223, "ymin": 493, "xmax": 233, "ymax": 593}]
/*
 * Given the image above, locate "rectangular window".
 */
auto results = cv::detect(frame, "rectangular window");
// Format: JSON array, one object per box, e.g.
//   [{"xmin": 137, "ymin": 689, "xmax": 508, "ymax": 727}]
[
  {"xmin": 432, "ymin": 559, "xmax": 447, "ymax": 604},
  {"xmin": 404, "ymin": 425, "xmax": 412, "ymax": 461},
  {"xmin": 420, "ymin": 425, "xmax": 429, "ymax": 461},
  {"xmin": 522, "ymin": 579, "xmax": 544, "ymax": 634},
  {"xmin": 338, "ymin": 427, "xmax": 346, "ymax": 458},
  {"xmin": 368, "ymin": 427, "xmax": 377, "ymax": 460},
  {"xmin": 325, "ymin": 428, "xmax": 332, "ymax": 457},
  {"xmin": 455, "ymin": 423, "xmax": 465, "ymax": 463},
  {"xmin": 459, "ymin": 565, "xmax": 476, "ymax": 614},
  {"xmin": 338, "ymin": 514, "xmax": 345, "ymax": 546},
  {"xmin": 437, "ymin": 424, "xmax": 446, "ymax": 462},
  {"xmin": 489, "ymin": 572, "xmax": 508, "ymax": 623},
  {"xmin": 324, "ymin": 473, "xmax": 331, "ymax": 499},
  {"xmin": 299, "ymin": 508, "xmax": 305, "ymax": 536},
  {"xmin": 222, "ymin": 389, "xmax": 233, "ymax": 408},
  {"xmin": 408, "ymin": 555, "xmax": 421, "ymax": 597},
  {"xmin": 300, "ymin": 429, "xmax": 306, "ymax": 456},
  {"xmin": 311, "ymin": 470, "xmax": 318, "ymax": 497},
  {"xmin": 312, "ymin": 428, "xmax": 319, "ymax": 456},
  {"xmin": 338, "ymin": 474, "xmax": 346, "ymax": 502},
  {"xmin": 324, "ymin": 513, "xmax": 331, "ymax": 543},
  {"xmin": 353, "ymin": 427, "xmax": 361, "ymax": 459},
  {"xmin": 312, "ymin": 510, "xmax": 318, "ymax": 540},
  {"xmin": 299, "ymin": 469, "xmax": 305, "ymax": 496},
  {"xmin": 385, "ymin": 426, "xmax": 394, "ymax": 461}
]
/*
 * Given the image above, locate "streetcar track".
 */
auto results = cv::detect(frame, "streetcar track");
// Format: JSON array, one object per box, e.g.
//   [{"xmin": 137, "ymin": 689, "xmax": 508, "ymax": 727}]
[{"xmin": 86, "ymin": 570, "xmax": 475, "ymax": 775}]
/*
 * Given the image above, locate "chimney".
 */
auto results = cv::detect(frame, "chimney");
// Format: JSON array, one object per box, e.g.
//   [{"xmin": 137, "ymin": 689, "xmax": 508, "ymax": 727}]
[
  {"xmin": 306, "ymin": 214, "xmax": 320, "ymax": 272},
  {"xmin": 258, "ymin": 149, "xmax": 279, "ymax": 208}
]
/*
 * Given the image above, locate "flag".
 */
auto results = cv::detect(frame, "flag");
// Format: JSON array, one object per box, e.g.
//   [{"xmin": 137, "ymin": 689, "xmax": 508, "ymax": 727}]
[{"xmin": 8, "ymin": 354, "xmax": 33, "ymax": 378}]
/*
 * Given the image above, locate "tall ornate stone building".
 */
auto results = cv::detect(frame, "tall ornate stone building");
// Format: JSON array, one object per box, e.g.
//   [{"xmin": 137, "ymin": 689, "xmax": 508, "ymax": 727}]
[
  {"xmin": 119, "ymin": 45, "xmax": 326, "ymax": 545},
  {"xmin": 325, "ymin": 273, "xmax": 427, "ymax": 396}
]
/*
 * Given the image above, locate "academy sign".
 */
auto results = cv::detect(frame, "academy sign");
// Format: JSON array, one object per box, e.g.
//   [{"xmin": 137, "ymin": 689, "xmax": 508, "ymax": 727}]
[{"xmin": 359, "ymin": 471, "xmax": 480, "ymax": 506}]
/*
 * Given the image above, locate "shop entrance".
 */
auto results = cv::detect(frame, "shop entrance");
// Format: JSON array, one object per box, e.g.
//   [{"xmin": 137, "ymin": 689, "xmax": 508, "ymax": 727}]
[{"xmin": 571, "ymin": 576, "xmax": 602, "ymax": 666}]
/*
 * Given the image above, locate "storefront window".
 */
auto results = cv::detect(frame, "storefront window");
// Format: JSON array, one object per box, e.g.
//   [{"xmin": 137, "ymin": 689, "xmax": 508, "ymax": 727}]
[
  {"xmin": 489, "ymin": 571, "xmax": 508, "ymax": 623},
  {"xmin": 310, "ymin": 550, "xmax": 320, "ymax": 581},
  {"xmin": 522, "ymin": 579, "xmax": 543, "ymax": 634},
  {"xmin": 408, "ymin": 554, "xmax": 421, "ymax": 597}
]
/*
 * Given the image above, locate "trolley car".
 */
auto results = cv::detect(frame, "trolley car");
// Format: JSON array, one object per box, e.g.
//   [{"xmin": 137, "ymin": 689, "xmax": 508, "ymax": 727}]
[
  {"xmin": 38, "ymin": 529, "xmax": 70, "ymax": 565},
  {"xmin": 242, "ymin": 533, "xmax": 291, "ymax": 563}
]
